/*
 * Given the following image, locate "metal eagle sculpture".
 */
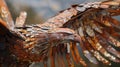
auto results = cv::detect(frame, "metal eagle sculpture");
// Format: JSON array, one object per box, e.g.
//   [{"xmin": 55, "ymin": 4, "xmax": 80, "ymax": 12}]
[{"xmin": 0, "ymin": 0, "xmax": 120, "ymax": 67}]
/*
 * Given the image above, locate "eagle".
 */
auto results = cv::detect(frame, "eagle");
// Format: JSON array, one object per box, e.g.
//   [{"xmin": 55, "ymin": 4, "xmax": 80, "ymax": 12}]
[{"xmin": 0, "ymin": 0, "xmax": 120, "ymax": 67}]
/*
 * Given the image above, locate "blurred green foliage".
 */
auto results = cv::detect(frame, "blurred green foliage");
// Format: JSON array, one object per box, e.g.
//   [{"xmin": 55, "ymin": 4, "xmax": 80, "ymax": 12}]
[{"xmin": 5, "ymin": 0, "xmax": 45, "ymax": 24}]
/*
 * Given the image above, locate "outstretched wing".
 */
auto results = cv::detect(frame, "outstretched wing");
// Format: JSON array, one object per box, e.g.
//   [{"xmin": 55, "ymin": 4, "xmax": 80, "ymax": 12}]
[
  {"xmin": 1, "ymin": 0, "xmax": 120, "ymax": 67},
  {"xmin": 27, "ymin": 1, "xmax": 120, "ymax": 67},
  {"xmin": 23, "ymin": 1, "xmax": 120, "ymax": 67},
  {"xmin": 62, "ymin": 0, "xmax": 120, "ymax": 66}
]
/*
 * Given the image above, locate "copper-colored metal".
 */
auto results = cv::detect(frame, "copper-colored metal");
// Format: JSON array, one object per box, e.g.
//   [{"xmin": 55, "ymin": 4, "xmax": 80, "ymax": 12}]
[
  {"xmin": 0, "ymin": 0, "xmax": 120, "ymax": 67},
  {"xmin": 0, "ymin": 0, "xmax": 14, "ymax": 30}
]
